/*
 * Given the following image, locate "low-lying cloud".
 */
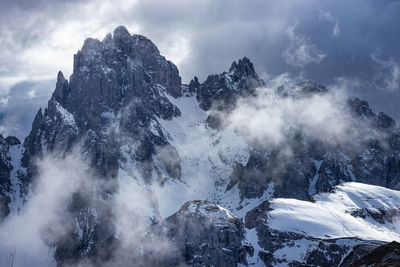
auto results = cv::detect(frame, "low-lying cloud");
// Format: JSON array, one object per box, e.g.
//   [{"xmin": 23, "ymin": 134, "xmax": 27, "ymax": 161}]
[
  {"xmin": 0, "ymin": 153, "xmax": 91, "ymax": 266},
  {"xmin": 221, "ymin": 79, "xmax": 380, "ymax": 153},
  {"xmin": 0, "ymin": 147, "xmax": 177, "ymax": 266}
]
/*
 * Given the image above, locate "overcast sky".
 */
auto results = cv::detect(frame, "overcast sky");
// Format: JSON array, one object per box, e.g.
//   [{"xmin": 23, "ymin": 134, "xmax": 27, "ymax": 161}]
[{"xmin": 0, "ymin": 0, "xmax": 400, "ymax": 139}]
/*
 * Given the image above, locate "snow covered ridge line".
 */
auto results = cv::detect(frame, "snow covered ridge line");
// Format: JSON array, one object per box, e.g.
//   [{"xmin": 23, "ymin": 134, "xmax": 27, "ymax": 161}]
[{"xmin": 266, "ymin": 182, "xmax": 400, "ymax": 242}]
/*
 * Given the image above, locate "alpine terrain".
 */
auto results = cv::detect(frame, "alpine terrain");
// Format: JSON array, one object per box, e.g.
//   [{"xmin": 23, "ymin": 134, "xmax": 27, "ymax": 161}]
[{"xmin": 1, "ymin": 26, "xmax": 400, "ymax": 267}]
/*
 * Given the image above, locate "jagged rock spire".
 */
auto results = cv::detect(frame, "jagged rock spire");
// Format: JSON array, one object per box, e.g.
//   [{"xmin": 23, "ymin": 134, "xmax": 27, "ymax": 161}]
[
  {"xmin": 52, "ymin": 70, "xmax": 69, "ymax": 105},
  {"xmin": 229, "ymin": 56, "xmax": 256, "ymax": 77},
  {"xmin": 194, "ymin": 57, "xmax": 265, "ymax": 111}
]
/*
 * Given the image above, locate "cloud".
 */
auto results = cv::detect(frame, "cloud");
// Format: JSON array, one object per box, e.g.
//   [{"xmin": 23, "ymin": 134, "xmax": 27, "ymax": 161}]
[
  {"xmin": 0, "ymin": 152, "xmax": 92, "ymax": 266},
  {"xmin": 225, "ymin": 85, "xmax": 352, "ymax": 149},
  {"xmin": 283, "ymin": 23, "xmax": 327, "ymax": 67},
  {"xmin": 371, "ymin": 54, "xmax": 400, "ymax": 92},
  {"xmin": 319, "ymin": 10, "xmax": 340, "ymax": 37},
  {"xmin": 0, "ymin": 146, "xmax": 180, "ymax": 266}
]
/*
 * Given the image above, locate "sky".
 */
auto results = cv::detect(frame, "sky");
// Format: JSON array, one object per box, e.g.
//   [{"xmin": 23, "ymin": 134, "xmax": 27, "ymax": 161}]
[{"xmin": 0, "ymin": 0, "xmax": 400, "ymax": 139}]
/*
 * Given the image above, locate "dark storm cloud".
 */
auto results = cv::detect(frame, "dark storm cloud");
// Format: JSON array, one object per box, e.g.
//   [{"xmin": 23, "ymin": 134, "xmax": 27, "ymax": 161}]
[{"xmin": 0, "ymin": 0, "xmax": 400, "ymax": 138}]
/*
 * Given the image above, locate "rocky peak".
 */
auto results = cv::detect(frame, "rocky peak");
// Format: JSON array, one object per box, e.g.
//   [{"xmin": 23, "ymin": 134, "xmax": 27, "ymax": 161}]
[
  {"xmin": 52, "ymin": 71, "xmax": 69, "ymax": 105},
  {"xmin": 145, "ymin": 200, "xmax": 247, "ymax": 267},
  {"xmin": 176, "ymin": 200, "xmax": 238, "ymax": 224},
  {"xmin": 188, "ymin": 76, "xmax": 200, "ymax": 94},
  {"xmin": 113, "ymin": 25, "xmax": 131, "ymax": 42},
  {"xmin": 57, "ymin": 70, "xmax": 65, "ymax": 83},
  {"xmin": 347, "ymin": 97, "xmax": 375, "ymax": 119},
  {"xmin": 102, "ymin": 32, "xmax": 113, "ymax": 44},
  {"xmin": 71, "ymin": 26, "xmax": 181, "ymax": 99},
  {"xmin": 194, "ymin": 57, "xmax": 265, "ymax": 111},
  {"xmin": 229, "ymin": 56, "xmax": 256, "ymax": 77},
  {"xmin": 23, "ymin": 26, "xmax": 183, "ymax": 183},
  {"xmin": 377, "ymin": 112, "xmax": 397, "ymax": 130}
]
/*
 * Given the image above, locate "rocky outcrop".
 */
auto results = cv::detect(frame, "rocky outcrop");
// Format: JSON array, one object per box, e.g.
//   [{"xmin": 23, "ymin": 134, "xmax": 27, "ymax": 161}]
[
  {"xmin": 193, "ymin": 57, "xmax": 264, "ymax": 111},
  {"xmin": 350, "ymin": 241, "xmax": 400, "ymax": 267},
  {"xmin": 0, "ymin": 135, "xmax": 21, "ymax": 220},
  {"xmin": 227, "ymin": 81, "xmax": 400, "ymax": 201},
  {"xmin": 145, "ymin": 200, "xmax": 247, "ymax": 267},
  {"xmin": 191, "ymin": 57, "xmax": 265, "ymax": 129}
]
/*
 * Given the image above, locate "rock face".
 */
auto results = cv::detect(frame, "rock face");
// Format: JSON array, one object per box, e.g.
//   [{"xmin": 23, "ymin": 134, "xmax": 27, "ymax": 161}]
[
  {"xmin": 228, "ymin": 83, "xmax": 400, "ymax": 201},
  {"xmin": 2, "ymin": 25, "xmax": 400, "ymax": 266},
  {"xmin": 0, "ymin": 135, "xmax": 22, "ymax": 220},
  {"xmin": 145, "ymin": 200, "xmax": 247, "ymax": 267},
  {"xmin": 350, "ymin": 241, "xmax": 400, "ymax": 267},
  {"xmin": 21, "ymin": 25, "xmax": 184, "ymax": 264},
  {"xmin": 23, "ymin": 26, "xmax": 182, "ymax": 182},
  {"xmin": 244, "ymin": 202, "xmax": 380, "ymax": 266},
  {"xmin": 192, "ymin": 57, "xmax": 265, "ymax": 111},
  {"xmin": 242, "ymin": 182, "xmax": 400, "ymax": 266},
  {"xmin": 190, "ymin": 57, "xmax": 265, "ymax": 129}
]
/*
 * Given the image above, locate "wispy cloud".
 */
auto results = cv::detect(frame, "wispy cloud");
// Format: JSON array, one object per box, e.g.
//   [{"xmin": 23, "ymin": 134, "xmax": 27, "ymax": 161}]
[
  {"xmin": 371, "ymin": 54, "xmax": 400, "ymax": 92},
  {"xmin": 319, "ymin": 10, "xmax": 340, "ymax": 37},
  {"xmin": 0, "ymin": 147, "xmax": 179, "ymax": 266},
  {"xmin": 283, "ymin": 23, "xmax": 326, "ymax": 67}
]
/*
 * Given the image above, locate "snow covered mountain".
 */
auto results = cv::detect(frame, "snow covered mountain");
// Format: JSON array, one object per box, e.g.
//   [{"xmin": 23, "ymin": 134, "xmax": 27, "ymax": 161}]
[{"xmin": 1, "ymin": 25, "xmax": 400, "ymax": 266}]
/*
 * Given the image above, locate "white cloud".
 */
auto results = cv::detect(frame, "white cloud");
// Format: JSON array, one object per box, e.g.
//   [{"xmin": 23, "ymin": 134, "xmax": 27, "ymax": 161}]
[
  {"xmin": 283, "ymin": 23, "xmax": 326, "ymax": 67},
  {"xmin": 0, "ymin": 153, "xmax": 92, "ymax": 266},
  {"xmin": 224, "ymin": 84, "xmax": 355, "ymax": 149},
  {"xmin": 319, "ymin": 10, "xmax": 340, "ymax": 37},
  {"xmin": 0, "ymin": 146, "xmax": 180, "ymax": 266}
]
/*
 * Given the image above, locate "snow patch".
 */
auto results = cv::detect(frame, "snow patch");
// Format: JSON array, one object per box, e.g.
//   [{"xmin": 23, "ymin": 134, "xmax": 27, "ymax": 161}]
[
  {"xmin": 8, "ymin": 144, "xmax": 27, "ymax": 213},
  {"xmin": 243, "ymin": 228, "xmax": 267, "ymax": 267},
  {"xmin": 268, "ymin": 182, "xmax": 400, "ymax": 242},
  {"xmin": 54, "ymin": 101, "xmax": 78, "ymax": 129}
]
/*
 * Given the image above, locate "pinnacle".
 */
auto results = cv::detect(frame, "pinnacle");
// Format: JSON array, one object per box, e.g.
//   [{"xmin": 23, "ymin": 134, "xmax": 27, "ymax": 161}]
[
  {"xmin": 57, "ymin": 71, "xmax": 65, "ymax": 83},
  {"xmin": 113, "ymin": 25, "xmax": 131, "ymax": 40}
]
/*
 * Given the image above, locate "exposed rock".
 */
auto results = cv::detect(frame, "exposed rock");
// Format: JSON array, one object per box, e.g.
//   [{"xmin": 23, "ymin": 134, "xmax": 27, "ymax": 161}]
[
  {"xmin": 350, "ymin": 241, "xmax": 400, "ymax": 267},
  {"xmin": 245, "ymin": 200, "xmax": 384, "ymax": 266},
  {"xmin": 4, "ymin": 25, "xmax": 400, "ymax": 267},
  {"xmin": 145, "ymin": 200, "xmax": 247, "ymax": 267},
  {"xmin": 0, "ymin": 135, "xmax": 23, "ymax": 220},
  {"xmin": 227, "ymin": 83, "xmax": 400, "ymax": 200},
  {"xmin": 194, "ymin": 57, "xmax": 264, "ymax": 111},
  {"xmin": 21, "ymin": 26, "xmax": 184, "ymax": 263}
]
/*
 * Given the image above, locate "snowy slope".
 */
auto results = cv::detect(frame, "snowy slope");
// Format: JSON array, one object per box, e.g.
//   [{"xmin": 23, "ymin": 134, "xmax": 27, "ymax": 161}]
[
  {"xmin": 268, "ymin": 182, "xmax": 400, "ymax": 242},
  {"xmin": 156, "ymin": 94, "xmax": 253, "ymax": 218},
  {"xmin": 8, "ymin": 143, "xmax": 27, "ymax": 213}
]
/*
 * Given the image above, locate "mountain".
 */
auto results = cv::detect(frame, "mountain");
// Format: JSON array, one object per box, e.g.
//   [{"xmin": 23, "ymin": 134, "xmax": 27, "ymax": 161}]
[
  {"xmin": 1, "ymin": 25, "xmax": 400, "ymax": 266},
  {"xmin": 350, "ymin": 241, "xmax": 400, "ymax": 266}
]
